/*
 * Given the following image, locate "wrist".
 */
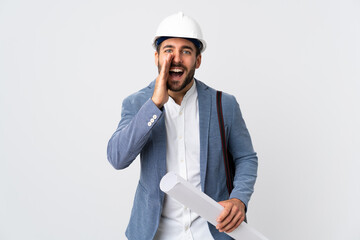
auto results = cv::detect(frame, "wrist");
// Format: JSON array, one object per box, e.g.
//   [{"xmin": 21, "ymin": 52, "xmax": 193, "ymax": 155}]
[
  {"xmin": 151, "ymin": 97, "xmax": 163, "ymax": 109},
  {"xmin": 231, "ymin": 198, "xmax": 245, "ymax": 210}
]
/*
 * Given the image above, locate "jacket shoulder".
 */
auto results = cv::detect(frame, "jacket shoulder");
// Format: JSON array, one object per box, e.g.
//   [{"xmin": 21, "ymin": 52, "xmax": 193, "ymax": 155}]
[
  {"xmin": 196, "ymin": 79, "xmax": 238, "ymax": 107},
  {"xmin": 220, "ymin": 91, "xmax": 238, "ymax": 107}
]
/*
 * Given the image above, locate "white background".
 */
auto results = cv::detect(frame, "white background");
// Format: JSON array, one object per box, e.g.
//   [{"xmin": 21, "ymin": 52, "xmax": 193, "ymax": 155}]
[{"xmin": 1, "ymin": 0, "xmax": 359, "ymax": 239}]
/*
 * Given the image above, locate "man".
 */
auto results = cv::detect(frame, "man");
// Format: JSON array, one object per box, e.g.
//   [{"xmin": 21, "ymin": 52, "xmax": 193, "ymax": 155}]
[{"xmin": 107, "ymin": 12, "xmax": 258, "ymax": 240}]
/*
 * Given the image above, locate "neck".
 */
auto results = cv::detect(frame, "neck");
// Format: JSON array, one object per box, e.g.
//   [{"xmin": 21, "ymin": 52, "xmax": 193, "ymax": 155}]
[{"xmin": 168, "ymin": 79, "xmax": 194, "ymax": 105}]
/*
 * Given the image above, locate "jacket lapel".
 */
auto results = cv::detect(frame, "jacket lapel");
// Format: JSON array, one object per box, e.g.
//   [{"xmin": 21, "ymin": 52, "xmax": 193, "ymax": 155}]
[{"xmin": 196, "ymin": 80, "xmax": 212, "ymax": 192}]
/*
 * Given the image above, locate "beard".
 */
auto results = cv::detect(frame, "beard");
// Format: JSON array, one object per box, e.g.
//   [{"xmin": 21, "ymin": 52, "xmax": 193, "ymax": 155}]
[{"xmin": 157, "ymin": 61, "xmax": 196, "ymax": 92}]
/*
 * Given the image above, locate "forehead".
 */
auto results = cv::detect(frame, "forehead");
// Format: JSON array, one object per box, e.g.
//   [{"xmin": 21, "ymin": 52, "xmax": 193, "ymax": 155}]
[{"xmin": 159, "ymin": 38, "xmax": 196, "ymax": 49}]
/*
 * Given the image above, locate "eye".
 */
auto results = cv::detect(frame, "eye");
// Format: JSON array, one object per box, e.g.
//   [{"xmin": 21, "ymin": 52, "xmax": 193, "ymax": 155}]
[
  {"xmin": 183, "ymin": 50, "xmax": 191, "ymax": 55},
  {"xmin": 164, "ymin": 49, "xmax": 172, "ymax": 53}
]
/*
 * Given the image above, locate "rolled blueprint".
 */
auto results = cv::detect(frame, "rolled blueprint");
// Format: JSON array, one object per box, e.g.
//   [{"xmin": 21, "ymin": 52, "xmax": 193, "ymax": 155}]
[{"xmin": 160, "ymin": 172, "xmax": 268, "ymax": 240}]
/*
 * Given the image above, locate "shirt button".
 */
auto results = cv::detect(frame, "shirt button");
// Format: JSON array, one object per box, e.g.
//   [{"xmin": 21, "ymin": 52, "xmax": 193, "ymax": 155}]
[
  {"xmin": 150, "ymin": 118, "xmax": 154, "ymax": 123},
  {"xmin": 184, "ymin": 225, "xmax": 189, "ymax": 231},
  {"xmin": 180, "ymin": 159, "xmax": 184, "ymax": 163},
  {"xmin": 179, "ymin": 136, "xmax": 183, "ymax": 140},
  {"xmin": 179, "ymin": 111, "xmax": 183, "ymax": 115},
  {"xmin": 153, "ymin": 115, "xmax": 157, "ymax": 119},
  {"xmin": 147, "ymin": 122, "xmax": 151, "ymax": 126}
]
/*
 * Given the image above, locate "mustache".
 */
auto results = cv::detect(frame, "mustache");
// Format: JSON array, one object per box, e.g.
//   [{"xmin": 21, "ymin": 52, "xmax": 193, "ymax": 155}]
[{"xmin": 170, "ymin": 63, "xmax": 187, "ymax": 70}]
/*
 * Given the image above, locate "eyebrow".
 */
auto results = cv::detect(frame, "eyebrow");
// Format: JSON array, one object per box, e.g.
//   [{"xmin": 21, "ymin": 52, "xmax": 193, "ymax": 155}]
[{"xmin": 162, "ymin": 45, "xmax": 194, "ymax": 51}]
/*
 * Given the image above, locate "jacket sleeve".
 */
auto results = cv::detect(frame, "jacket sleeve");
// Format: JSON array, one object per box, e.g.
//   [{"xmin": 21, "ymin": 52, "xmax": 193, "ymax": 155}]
[
  {"xmin": 107, "ymin": 97, "xmax": 163, "ymax": 170},
  {"xmin": 227, "ymin": 96, "xmax": 258, "ymax": 209}
]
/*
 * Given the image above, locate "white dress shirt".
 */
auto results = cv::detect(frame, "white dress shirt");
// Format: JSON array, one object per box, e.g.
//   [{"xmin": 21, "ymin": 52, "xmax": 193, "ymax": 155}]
[{"xmin": 154, "ymin": 81, "xmax": 214, "ymax": 240}]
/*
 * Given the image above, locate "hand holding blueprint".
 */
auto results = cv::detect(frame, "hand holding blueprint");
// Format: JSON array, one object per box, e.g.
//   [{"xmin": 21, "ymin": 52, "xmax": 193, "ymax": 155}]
[{"xmin": 160, "ymin": 172, "xmax": 268, "ymax": 240}]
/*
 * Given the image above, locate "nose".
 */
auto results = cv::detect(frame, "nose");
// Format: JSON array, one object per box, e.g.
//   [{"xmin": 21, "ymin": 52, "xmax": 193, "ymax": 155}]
[{"xmin": 172, "ymin": 50, "xmax": 182, "ymax": 64}]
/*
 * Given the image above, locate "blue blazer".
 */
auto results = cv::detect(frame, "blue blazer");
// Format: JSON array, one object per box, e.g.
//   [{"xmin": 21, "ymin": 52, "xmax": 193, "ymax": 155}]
[{"xmin": 107, "ymin": 79, "xmax": 258, "ymax": 240}]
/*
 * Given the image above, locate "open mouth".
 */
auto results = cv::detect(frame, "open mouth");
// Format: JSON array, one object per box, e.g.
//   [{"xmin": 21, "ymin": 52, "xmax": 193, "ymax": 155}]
[{"xmin": 169, "ymin": 68, "xmax": 184, "ymax": 78}]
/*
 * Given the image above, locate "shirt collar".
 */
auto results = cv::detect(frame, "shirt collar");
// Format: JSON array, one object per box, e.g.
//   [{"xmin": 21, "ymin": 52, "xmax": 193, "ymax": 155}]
[{"xmin": 182, "ymin": 80, "xmax": 197, "ymax": 103}]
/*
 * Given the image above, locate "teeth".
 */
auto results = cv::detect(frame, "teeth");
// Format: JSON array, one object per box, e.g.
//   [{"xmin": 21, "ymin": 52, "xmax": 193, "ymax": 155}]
[{"xmin": 170, "ymin": 68, "xmax": 184, "ymax": 73}]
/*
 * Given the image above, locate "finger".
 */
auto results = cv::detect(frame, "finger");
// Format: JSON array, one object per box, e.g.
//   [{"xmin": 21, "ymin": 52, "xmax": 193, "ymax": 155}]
[
  {"xmin": 217, "ymin": 206, "xmax": 238, "ymax": 231},
  {"xmin": 160, "ymin": 54, "xmax": 173, "ymax": 77},
  {"xmin": 217, "ymin": 214, "xmax": 234, "ymax": 232},
  {"xmin": 216, "ymin": 202, "xmax": 232, "ymax": 222},
  {"xmin": 222, "ymin": 210, "xmax": 243, "ymax": 233},
  {"xmin": 225, "ymin": 214, "xmax": 244, "ymax": 233},
  {"xmin": 216, "ymin": 204, "xmax": 238, "ymax": 230}
]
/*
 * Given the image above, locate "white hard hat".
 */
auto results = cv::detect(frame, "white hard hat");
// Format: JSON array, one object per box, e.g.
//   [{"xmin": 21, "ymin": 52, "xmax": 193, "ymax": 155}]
[{"xmin": 152, "ymin": 12, "xmax": 207, "ymax": 53}]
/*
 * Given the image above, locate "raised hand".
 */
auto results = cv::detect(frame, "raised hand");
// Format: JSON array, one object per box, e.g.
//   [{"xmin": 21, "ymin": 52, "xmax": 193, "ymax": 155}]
[{"xmin": 152, "ymin": 53, "xmax": 174, "ymax": 108}]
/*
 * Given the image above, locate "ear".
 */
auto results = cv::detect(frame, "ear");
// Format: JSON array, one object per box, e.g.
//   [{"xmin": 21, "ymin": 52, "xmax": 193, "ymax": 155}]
[
  {"xmin": 154, "ymin": 51, "xmax": 159, "ymax": 66},
  {"xmin": 195, "ymin": 54, "xmax": 202, "ymax": 69}
]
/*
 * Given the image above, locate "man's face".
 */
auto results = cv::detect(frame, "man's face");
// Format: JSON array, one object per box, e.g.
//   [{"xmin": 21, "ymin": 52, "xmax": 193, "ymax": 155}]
[{"xmin": 155, "ymin": 38, "xmax": 202, "ymax": 92}]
